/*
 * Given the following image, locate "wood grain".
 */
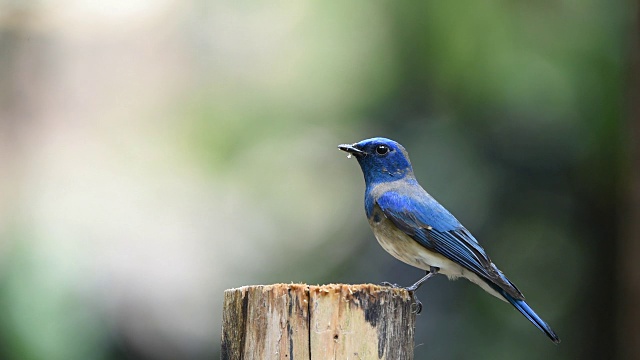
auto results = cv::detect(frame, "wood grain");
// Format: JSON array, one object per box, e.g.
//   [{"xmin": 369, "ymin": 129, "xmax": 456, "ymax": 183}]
[{"xmin": 221, "ymin": 284, "xmax": 417, "ymax": 360}]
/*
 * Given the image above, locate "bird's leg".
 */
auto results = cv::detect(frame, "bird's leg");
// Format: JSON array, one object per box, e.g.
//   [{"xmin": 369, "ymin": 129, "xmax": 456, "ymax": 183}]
[
  {"xmin": 380, "ymin": 266, "xmax": 440, "ymax": 314},
  {"xmin": 379, "ymin": 266, "xmax": 440, "ymax": 291},
  {"xmin": 406, "ymin": 266, "xmax": 439, "ymax": 314},
  {"xmin": 406, "ymin": 266, "xmax": 440, "ymax": 292}
]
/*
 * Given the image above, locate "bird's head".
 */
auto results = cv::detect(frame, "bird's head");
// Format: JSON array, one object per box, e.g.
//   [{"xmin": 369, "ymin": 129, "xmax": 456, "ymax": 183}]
[{"xmin": 338, "ymin": 137, "xmax": 414, "ymax": 186}]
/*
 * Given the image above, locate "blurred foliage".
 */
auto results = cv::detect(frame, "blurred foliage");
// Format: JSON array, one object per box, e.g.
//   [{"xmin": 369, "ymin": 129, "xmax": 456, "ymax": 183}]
[{"xmin": 0, "ymin": 0, "xmax": 635, "ymax": 359}]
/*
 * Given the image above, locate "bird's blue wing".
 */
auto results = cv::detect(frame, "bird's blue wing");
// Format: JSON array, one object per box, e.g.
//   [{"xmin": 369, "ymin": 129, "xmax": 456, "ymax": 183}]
[{"xmin": 376, "ymin": 190, "xmax": 524, "ymax": 300}]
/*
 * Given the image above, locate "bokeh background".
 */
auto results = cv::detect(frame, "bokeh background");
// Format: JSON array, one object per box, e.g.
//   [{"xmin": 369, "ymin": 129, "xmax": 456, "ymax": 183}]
[{"xmin": 0, "ymin": 1, "xmax": 638, "ymax": 359}]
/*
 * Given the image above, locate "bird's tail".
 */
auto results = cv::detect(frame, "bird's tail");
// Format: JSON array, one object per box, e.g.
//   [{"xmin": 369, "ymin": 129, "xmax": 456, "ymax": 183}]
[{"xmin": 499, "ymin": 289, "xmax": 560, "ymax": 344}]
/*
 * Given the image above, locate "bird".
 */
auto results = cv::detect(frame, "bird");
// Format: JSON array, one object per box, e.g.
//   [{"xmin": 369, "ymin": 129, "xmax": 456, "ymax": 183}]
[{"xmin": 338, "ymin": 137, "xmax": 560, "ymax": 343}]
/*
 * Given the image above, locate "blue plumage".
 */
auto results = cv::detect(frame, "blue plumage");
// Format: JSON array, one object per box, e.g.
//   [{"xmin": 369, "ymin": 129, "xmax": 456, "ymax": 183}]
[{"xmin": 339, "ymin": 137, "xmax": 560, "ymax": 344}]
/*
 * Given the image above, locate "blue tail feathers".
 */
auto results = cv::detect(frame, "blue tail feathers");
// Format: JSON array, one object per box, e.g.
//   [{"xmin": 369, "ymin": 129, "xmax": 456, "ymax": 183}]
[{"xmin": 501, "ymin": 290, "xmax": 560, "ymax": 344}]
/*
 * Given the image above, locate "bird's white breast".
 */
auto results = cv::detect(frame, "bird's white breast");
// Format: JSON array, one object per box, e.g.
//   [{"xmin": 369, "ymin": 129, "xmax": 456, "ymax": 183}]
[
  {"xmin": 369, "ymin": 209, "xmax": 461, "ymax": 275},
  {"xmin": 368, "ymin": 207, "xmax": 505, "ymax": 301}
]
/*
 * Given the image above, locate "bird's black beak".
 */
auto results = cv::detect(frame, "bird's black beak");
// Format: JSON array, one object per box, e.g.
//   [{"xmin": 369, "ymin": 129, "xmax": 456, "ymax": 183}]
[{"xmin": 338, "ymin": 143, "xmax": 366, "ymax": 157}]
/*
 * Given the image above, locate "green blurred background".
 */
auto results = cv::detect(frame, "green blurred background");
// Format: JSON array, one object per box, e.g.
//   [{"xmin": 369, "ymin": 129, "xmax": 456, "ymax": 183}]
[{"xmin": 0, "ymin": 1, "xmax": 637, "ymax": 359}]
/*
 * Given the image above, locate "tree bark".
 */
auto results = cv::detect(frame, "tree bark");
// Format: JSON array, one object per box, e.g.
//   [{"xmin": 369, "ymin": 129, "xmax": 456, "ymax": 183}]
[{"xmin": 221, "ymin": 284, "xmax": 417, "ymax": 360}]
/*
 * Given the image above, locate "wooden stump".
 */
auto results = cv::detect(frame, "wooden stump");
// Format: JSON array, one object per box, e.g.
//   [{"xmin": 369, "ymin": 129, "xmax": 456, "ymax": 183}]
[{"xmin": 221, "ymin": 284, "xmax": 417, "ymax": 360}]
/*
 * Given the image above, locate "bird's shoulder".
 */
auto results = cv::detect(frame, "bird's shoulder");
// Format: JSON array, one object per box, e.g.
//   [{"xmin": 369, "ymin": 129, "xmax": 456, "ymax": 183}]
[{"xmin": 366, "ymin": 179, "xmax": 461, "ymax": 233}]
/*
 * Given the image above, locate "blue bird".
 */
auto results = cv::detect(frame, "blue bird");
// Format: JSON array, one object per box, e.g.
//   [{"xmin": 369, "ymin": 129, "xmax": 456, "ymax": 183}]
[{"xmin": 338, "ymin": 137, "xmax": 560, "ymax": 343}]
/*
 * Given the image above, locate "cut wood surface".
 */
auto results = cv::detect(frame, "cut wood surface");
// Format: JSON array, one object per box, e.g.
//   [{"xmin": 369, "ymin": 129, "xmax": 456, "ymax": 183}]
[{"xmin": 221, "ymin": 284, "xmax": 417, "ymax": 360}]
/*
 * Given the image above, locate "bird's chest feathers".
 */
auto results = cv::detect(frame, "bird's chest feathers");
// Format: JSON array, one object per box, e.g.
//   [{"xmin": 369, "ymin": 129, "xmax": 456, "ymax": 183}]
[{"xmin": 368, "ymin": 206, "xmax": 450, "ymax": 271}]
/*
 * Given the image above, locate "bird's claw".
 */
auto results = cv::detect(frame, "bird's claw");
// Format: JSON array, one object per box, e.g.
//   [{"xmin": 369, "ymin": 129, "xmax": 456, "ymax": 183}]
[
  {"xmin": 411, "ymin": 296, "xmax": 423, "ymax": 314},
  {"xmin": 405, "ymin": 284, "xmax": 419, "ymax": 292},
  {"xmin": 382, "ymin": 281, "xmax": 423, "ymax": 314},
  {"xmin": 380, "ymin": 281, "xmax": 402, "ymax": 288}
]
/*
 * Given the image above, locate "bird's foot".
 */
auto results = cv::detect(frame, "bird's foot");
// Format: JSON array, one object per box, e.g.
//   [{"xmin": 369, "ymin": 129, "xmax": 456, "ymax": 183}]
[
  {"xmin": 407, "ymin": 267, "xmax": 441, "ymax": 314},
  {"xmin": 381, "ymin": 267, "xmax": 439, "ymax": 315},
  {"xmin": 381, "ymin": 283, "xmax": 424, "ymax": 314},
  {"xmin": 410, "ymin": 293, "xmax": 423, "ymax": 314},
  {"xmin": 380, "ymin": 281, "xmax": 402, "ymax": 288}
]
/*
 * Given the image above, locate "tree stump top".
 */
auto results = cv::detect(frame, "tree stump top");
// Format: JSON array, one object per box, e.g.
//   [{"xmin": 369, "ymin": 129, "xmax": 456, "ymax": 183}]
[{"xmin": 222, "ymin": 283, "xmax": 417, "ymax": 360}]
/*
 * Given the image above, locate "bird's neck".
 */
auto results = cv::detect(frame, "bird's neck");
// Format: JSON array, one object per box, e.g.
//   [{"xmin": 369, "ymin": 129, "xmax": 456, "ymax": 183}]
[
  {"xmin": 363, "ymin": 175, "xmax": 418, "ymax": 218},
  {"xmin": 365, "ymin": 172, "xmax": 416, "ymax": 189},
  {"xmin": 362, "ymin": 167, "xmax": 414, "ymax": 189}
]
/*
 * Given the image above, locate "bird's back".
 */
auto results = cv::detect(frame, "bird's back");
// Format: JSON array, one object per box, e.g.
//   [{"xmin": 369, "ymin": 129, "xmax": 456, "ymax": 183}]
[{"xmin": 366, "ymin": 178, "xmax": 525, "ymax": 300}]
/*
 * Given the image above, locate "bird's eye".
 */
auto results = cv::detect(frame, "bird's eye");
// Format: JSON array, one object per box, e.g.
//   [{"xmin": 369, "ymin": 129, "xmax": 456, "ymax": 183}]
[{"xmin": 375, "ymin": 145, "xmax": 390, "ymax": 155}]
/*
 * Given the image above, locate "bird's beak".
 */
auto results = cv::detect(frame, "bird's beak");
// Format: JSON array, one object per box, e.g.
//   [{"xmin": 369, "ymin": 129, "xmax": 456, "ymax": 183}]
[{"xmin": 338, "ymin": 143, "xmax": 366, "ymax": 158}]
